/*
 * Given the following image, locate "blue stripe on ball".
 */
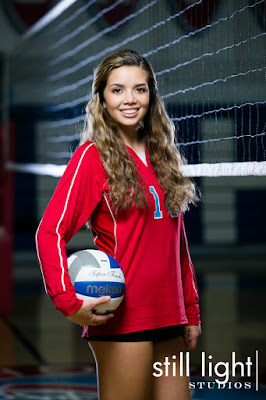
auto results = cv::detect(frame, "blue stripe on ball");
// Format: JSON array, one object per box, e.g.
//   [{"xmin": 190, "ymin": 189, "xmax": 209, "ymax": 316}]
[
  {"xmin": 106, "ymin": 253, "xmax": 121, "ymax": 269},
  {"xmin": 75, "ymin": 281, "xmax": 125, "ymax": 298}
]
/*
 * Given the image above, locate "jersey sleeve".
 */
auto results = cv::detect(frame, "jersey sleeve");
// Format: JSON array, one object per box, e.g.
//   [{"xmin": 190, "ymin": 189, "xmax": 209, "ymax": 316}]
[
  {"xmin": 35, "ymin": 143, "xmax": 106, "ymax": 316},
  {"xmin": 180, "ymin": 215, "xmax": 201, "ymax": 325}
]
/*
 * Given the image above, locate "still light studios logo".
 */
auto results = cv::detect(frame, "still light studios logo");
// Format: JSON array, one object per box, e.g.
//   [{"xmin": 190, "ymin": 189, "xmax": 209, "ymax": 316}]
[{"xmin": 153, "ymin": 351, "xmax": 260, "ymax": 390}]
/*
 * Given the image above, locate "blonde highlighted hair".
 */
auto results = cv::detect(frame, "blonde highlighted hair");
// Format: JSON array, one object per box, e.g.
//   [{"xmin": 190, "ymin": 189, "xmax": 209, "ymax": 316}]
[{"xmin": 80, "ymin": 49, "xmax": 198, "ymax": 213}]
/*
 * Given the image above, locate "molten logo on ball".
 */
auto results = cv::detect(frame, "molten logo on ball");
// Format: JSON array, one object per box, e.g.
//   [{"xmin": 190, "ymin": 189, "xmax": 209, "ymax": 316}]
[{"xmin": 86, "ymin": 283, "xmax": 125, "ymax": 296}]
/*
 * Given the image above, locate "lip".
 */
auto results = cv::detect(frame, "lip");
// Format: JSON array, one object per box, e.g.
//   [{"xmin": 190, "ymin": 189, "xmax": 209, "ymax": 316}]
[{"xmin": 120, "ymin": 108, "xmax": 140, "ymax": 118}]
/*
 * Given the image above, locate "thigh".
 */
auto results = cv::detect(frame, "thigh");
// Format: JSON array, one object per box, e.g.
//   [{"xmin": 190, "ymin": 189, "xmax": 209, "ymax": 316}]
[
  {"xmin": 89, "ymin": 340, "xmax": 154, "ymax": 400},
  {"xmin": 152, "ymin": 336, "xmax": 191, "ymax": 400}
]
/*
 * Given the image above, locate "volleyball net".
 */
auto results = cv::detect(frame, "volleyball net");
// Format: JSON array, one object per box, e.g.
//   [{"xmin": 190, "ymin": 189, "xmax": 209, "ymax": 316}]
[{"xmin": 7, "ymin": 0, "xmax": 266, "ymax": 177}]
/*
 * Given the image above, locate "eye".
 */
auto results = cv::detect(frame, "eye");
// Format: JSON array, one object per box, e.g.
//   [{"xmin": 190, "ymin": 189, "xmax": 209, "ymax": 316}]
[
  {"xmin": 112, "ymin": 88, "xmax": 122, "ymax": 93},
  {"xmin": 136, "ymin": 87, "xmax": 147, "ymax": 93}
]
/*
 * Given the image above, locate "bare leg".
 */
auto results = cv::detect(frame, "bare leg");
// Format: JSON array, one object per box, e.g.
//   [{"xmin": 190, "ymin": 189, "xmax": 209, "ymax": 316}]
[
  {"xmin": 89, "ymin": 340, "xmax": 154, "ymax": 400},
  {"xmin": 152, "ymin": 336, "xmax": 191, "ymax": 400}
]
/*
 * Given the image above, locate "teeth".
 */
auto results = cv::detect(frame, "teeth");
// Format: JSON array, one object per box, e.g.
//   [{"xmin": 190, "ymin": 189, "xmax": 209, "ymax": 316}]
[{"xmin": 121, "ymin": 109, "xmax": 138, "ymax": 114}]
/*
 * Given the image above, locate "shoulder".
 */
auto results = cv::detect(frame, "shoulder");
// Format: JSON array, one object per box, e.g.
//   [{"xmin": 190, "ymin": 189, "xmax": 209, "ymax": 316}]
[
  {"xmin": 70, "ymin": 142, "xmax": 103, "ymax": 168},
  {"xmin": 72, "ymin": 142, "xmax": 99, "ymax": 160}
]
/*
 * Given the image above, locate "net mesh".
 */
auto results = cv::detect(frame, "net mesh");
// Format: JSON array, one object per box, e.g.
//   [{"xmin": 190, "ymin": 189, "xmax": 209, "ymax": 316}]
[{"xmin": 8, "ymin": 0, "xmax": 266, "ymax": 177}]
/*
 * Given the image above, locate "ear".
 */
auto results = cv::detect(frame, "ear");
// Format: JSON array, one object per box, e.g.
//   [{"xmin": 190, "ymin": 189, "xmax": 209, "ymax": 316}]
[{"xmin": 103, "ymin": 101, "xmax": 106, "ymax": 108}]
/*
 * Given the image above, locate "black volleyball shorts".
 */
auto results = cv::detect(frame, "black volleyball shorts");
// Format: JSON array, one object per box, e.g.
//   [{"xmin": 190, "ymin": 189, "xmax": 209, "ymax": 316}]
[{"xmin": 89, "ymin": 325, "xmax": 184, "ymax": 343}]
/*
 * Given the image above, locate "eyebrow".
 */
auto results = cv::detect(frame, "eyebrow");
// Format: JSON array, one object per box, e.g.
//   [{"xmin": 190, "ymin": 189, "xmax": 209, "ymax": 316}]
[{"xmin": 110, "ymin": 83, "xmax": 148, "ymax": 88}]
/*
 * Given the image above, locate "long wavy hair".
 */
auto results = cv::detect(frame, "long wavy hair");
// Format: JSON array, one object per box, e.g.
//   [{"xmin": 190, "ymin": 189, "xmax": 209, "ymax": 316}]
[{"xmin": 80, "ymin": 49, "xmax": 198, "ymax": 213}]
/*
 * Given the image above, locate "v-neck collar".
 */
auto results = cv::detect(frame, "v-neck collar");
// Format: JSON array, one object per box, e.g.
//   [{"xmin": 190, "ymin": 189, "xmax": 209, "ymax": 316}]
[{"xmin": 126, "ymin": 145, "xmax": 149, "ymax": 168}]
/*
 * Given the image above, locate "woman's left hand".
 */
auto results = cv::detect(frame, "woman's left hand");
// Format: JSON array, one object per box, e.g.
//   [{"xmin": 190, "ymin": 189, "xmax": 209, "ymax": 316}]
[{"xmin": 183, "ymin": 324, "xmax": 202, "ymax": 350}]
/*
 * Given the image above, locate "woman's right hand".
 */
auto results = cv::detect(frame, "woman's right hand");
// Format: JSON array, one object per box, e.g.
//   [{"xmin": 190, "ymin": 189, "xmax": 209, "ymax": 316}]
[{"xmin": 67, "ymin": 296, "xmax": 114, "ymax": 326}]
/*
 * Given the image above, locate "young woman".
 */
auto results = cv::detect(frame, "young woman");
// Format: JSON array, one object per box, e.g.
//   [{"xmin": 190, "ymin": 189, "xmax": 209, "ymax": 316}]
[{"xmin": 36, "ymin": 49, "xmax": 201, "ymax": 400}]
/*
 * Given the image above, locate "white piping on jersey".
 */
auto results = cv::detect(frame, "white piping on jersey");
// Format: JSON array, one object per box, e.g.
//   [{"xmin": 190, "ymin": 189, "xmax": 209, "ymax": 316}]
[
  {"xmin": 103, "ymin": 193, "xmax": 118, "ymax": 258},
  {"xmin": 90, "ymin": 224, "xmax": 99, "ymax": 246},
  {"xmin": 56, "ymin": 143, "xmax": 94, "ymax": 290},
  {"xmin": 37, "ymin": 143, "xmax": 94, "ymax": 293},
  {"xmin": 183, "ymin": 221, "xmax": 198, "ymax": 301},
  {"xmin": 35, "ymin": 218, "xmax": 48, "ymax": 293}
]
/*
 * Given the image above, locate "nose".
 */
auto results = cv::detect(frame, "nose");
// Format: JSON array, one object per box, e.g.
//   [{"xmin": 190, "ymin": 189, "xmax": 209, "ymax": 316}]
[{"xmin": 123, "ymin": 89, "xmax": 136, "ymax": 104}]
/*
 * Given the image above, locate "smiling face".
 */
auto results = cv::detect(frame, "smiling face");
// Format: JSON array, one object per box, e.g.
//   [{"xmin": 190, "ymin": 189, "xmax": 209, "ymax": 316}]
[{"xmin": 103, "ymin": 66, "xmax": 150, "ymax": 137}]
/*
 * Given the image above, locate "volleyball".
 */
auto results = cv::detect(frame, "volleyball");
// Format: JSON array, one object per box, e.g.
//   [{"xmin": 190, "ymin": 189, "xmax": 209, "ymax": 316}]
[{"xmin": 67, "ymin": 249, "xmax": 125, "ymax": 314}]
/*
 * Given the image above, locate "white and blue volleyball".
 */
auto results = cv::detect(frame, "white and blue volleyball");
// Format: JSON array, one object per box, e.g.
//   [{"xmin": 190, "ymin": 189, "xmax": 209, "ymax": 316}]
[{"xmin": 67, "ymin": 249, "xmax": 125, "ymax": 314}]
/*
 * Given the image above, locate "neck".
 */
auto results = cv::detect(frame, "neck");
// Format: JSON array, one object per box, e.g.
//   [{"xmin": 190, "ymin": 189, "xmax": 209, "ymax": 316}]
[{"xmin": 119, "ymin": 128, "xmax": 146, "ymax": 153}]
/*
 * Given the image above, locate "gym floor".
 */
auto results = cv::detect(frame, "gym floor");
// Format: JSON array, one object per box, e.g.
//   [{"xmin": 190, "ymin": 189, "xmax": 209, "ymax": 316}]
[{"xmin": 0, "ymin": 245, "xmax": 265, "ymax": 399}]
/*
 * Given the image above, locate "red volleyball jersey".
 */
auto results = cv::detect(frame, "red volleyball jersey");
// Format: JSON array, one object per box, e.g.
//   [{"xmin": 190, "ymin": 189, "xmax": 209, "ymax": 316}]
[{"xmin": 36, "ymin": 142, "xmax": 200, "ymax": 336}]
